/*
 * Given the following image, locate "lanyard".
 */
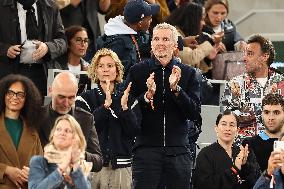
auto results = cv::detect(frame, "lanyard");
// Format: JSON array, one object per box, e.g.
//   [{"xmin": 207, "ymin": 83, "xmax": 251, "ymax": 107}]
[{"xmin": 131, "ymin": 34, "xmax": 142, "ymax": 62}]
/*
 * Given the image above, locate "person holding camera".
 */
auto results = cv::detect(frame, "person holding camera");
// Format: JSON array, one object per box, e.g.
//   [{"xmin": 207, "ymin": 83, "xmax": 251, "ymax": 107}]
[
  {"xmin": 253, "ymin": 133, "xmax": 284, "ymax": 189},
  {"xmin": 242, "ymin": 93, "xmax": 284, "ymax": 172}
]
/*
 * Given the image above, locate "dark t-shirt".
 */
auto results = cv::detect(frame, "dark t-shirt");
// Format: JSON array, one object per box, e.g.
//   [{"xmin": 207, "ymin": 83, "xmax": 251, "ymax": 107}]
[{"xmin": 242, "ymin": 134, "xmax": 277, "ymax": 172}]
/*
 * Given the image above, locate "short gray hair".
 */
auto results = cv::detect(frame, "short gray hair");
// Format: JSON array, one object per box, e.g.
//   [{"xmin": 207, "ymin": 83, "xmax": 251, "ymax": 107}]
[{"xmin": 153, "ymin": 22, "xmax": 178, "ymax": 44}]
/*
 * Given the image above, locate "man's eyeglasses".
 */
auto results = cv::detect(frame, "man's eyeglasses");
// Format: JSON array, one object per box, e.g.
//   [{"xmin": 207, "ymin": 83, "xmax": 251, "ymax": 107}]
[
  {"xmin": 74, "ymin": 37, "xmax": 89, "ymax": 45},
  {"xmin": 6, "ymin": 90, "xmax": 26, "ymax": 99}
]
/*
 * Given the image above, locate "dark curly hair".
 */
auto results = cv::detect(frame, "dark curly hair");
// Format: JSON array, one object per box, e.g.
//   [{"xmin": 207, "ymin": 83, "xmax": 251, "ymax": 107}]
[
  {"xmin": 247, "ymin": 34, "xmax": 276, "ymax": 66},
  {"xmin": 216, "ymin": 109, "xmax": 239, "ymax": 127},
  {"xmin": 166, "ymin": 2, "xmax": 203, "ymax": 36},
  {"xmin": 0, "ymin": 74, "xmax": 42, "ymax": 129},
  {"xmin": 262, "ymin": 93, "xmax": 284, "ymax": 110}
]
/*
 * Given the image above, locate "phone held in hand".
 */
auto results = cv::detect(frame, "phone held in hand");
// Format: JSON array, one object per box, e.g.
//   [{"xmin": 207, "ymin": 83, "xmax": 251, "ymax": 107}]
[{"xmin": 274, "ymin": 141, "xmax": 284, "ymax": 152}]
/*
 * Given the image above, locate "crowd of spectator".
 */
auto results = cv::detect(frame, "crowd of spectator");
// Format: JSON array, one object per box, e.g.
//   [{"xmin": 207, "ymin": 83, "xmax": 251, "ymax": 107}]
[{"xmin": 0, "ymin": 0, "xmax": 284, "ymax": 189}]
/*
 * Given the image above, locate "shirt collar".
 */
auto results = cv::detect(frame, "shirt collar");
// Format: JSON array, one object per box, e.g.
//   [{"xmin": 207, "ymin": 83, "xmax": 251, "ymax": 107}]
[{"xmin": 259, "ymin": 131, "xmax": 270, "ymax": 140}]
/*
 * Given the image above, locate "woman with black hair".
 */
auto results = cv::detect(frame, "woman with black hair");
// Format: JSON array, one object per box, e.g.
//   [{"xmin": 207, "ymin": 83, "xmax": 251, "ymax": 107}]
[
  {"xmin": 193, "ymin": 110, "xmax": 261, "ymax": 189},
  {"xmin": 0, "ymin": 74, "xmax": 43, "ymax": 189},
  {"xmin": 53, "ymin": 25, "xmax": 91, "ymax": 94}
]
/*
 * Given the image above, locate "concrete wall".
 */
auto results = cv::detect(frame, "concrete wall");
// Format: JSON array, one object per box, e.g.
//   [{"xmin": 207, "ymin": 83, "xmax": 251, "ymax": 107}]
[{"xmin": 228, "ymin": 0, "xmax": 284, "ymax": 40}]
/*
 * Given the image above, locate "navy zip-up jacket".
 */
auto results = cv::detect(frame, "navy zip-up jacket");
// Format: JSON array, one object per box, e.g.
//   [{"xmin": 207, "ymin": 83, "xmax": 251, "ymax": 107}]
[{"xmin": 126, "ymin": 57, "xmax": 201, "ymax": 148}]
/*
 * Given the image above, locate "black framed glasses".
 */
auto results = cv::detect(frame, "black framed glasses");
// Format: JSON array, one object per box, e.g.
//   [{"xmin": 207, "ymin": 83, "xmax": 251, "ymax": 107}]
[
  {"xmin": 74, "ymin": 37, "xmax": 89, "ymax": 45},
  {"xmin": 6, "ymin": 90, "xmax": 26, "ymax": 100}
]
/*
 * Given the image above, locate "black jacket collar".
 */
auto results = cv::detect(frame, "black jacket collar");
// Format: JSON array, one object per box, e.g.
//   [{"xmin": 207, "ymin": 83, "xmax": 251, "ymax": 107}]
[{"xmin": 150, "ymin": 56, "xmax": 180, "ymax": 72}]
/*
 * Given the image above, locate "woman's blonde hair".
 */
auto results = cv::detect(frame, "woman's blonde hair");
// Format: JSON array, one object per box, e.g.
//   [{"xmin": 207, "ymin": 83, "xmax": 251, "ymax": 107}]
[
  {"xmin": 48, "ymin": 114, "xmax": 86, "ymax": 151},
  {"xmin": 88, "ymin": 48, "xmax": 124, "ymax": 83}
]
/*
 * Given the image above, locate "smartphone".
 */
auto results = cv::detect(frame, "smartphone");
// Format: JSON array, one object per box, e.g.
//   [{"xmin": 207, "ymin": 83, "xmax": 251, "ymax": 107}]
[{"xmin": 274, "ymin": 141, "xmax": 284, "ymax": 152}]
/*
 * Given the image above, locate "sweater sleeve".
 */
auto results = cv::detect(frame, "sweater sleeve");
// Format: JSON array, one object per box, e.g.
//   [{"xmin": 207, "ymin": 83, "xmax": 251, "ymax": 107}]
[{"xmin": 178, "ymin": 41, "xmax": 213, "ymax": 67}]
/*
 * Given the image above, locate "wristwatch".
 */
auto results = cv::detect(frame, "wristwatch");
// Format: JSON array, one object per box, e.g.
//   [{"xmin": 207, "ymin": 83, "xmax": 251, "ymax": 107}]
[{"xmin": 171, "ymin": 85, "xmax": 181, "ymax": 93}]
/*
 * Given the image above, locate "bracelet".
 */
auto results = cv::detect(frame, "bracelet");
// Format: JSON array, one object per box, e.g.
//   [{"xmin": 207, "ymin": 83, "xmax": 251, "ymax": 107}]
[
  {"xmin": 171, "ymin": 85, "xmax": 181, "ymax": 94},
  {"xmin": 231, "ymin": 166, "xmax": 238, "ymax": 175},
  {"xmin": 231, "ymin": 166, "xmax": 243, "ymax": 184}
]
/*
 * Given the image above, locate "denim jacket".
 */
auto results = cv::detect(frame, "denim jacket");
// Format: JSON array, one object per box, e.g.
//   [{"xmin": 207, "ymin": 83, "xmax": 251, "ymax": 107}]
[
  {"xmin": 253, "ymin": 168, "xmax": 284, "ymax": 189},
  {"xmin": 28, "ymin": 156, "xmax": 91, "ymax": 189}
]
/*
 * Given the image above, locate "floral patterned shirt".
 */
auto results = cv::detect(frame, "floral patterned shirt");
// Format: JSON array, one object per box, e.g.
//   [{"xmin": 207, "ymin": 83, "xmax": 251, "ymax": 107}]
[{"xmin": 220, "ymin": 68, "xmax": 284, "ymax": 143}]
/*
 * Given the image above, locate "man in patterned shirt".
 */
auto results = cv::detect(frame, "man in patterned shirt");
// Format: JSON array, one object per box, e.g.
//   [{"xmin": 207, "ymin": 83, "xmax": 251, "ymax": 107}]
[{"xmin": 221, "ymin": 34, "xmax": 284, "ymax": 143}]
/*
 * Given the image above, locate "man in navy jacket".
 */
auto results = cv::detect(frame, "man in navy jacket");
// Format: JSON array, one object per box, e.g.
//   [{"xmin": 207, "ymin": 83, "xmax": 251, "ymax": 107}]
[{"xmin": 126, "ymin": 22, "xmax": 201, "ymax": 189}]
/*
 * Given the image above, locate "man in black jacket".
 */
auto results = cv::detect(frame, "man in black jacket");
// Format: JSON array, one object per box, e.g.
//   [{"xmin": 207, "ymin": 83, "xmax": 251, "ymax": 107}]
[
  {"xmin": 126, "ymin": 23, "xmax": 201, "ymax": 189},
  {"xmin": 39, "ymin": 72, "xmax": 103, "ymax": 172},
  {"xmin": 242, "ymin": 93, "xmax": 284, "ymax": 172},
  {"xmin": 0, "ymin": 0, "xmax": 67, "ymax": 98}
]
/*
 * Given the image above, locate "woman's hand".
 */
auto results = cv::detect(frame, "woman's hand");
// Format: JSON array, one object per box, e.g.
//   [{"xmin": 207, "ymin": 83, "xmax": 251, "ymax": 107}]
[
  {"xmin": 121, "ymin": 82, "xmax": 132, "ymax": 111},
  {"xmin": 212, "ymin": 31, "xmax": 224, "ymax": 44},
  {"xmin": 57, "ymin": 146, "xmax": 72, "ymax": 172},
  {"xmin": 20, "ymin": 166, "xmax": 30, "ymax": 182},
  {"xmin": 71, "ymin": 141, "xmax": 81, "ymax": 165},
  {"xmin": 216, "ymin": 42, "xmax": 227, "ymax": 53},
  {"xmin": 4, "ymin": 166, "xmax": 24, "ymax": 188},
  {"xmin": 104, "ymin": 80, "xmax": 112, "ymax": 109},
  {"xmin": 234, "ymin": 144, "xmax": 249, "ymax": 170}
]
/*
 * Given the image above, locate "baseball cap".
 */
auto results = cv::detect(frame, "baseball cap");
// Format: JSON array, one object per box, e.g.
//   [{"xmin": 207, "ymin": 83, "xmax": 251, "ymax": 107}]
[{"xmin": 123, "ymin": 0, "xmax": 160, "ymax": 24}]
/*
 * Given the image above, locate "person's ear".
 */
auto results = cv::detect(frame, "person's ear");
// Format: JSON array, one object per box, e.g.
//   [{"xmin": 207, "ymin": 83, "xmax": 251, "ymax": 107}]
[
  {"xmin": 261, "ymin": 53, "xmax": 269, "ymax": 62},
  {"xmin": 48, "ymin": 86, "xmax": 52, "ymax": 97},
  {"xmin": 214, "ymin": 125, "xmax": 218, "ymax": 135}
]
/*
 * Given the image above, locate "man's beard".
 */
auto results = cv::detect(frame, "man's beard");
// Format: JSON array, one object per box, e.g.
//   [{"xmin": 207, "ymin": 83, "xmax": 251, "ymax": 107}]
[{"xmin": 264, "ymin": 119, "xmax": 284, "ymax": 134}]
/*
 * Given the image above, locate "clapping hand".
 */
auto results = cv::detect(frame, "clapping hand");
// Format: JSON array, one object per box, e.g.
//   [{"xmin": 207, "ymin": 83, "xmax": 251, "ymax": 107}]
[
  {"xmin": 169, "ymin": 65, "xmax": 181, "ymax": 92},
  {"xmin": 121, "ymin": 82, "xmax": 132, "ymax": 111},
  {"xmin": 57, "ymin": 146, "xmax": 73, "ymax": 172},
  {"xmin": 146, "ymin": 73, "xmax": 156, "ymax": 100},
  {"xmin": 235, "ymin": 144, "xmax": 249, "ymax": 170},
  {"xmin": 71, "ymin": 137, "xmax": 82, "ymax": 165},
  {"xmin": 104, "ymin": 80, "xmax": 112, "ymax": 109}
]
